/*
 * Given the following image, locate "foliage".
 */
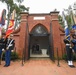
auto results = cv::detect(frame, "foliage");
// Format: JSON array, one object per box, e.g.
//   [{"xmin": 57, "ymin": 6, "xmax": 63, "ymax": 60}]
[
  {"xmin": 15, "ymin": 0, "xmax": 24, "ymax": 3},
  {"xmin": 0, "ymin": 0, "xmax": 28, "ymax": 30},
  {"xmin": 11, "ymin": 52, "xmax": 19, "ymax": 60},
  {"xmin": 2, "ymin": 51, "xmax": 19, "ymax": 60},
  {"xmin": 2, "ymin": 28, "xmax": 6, "ymax": 33},
  {"xmin": 58, "ymin": 14, "xmax": 72, "ymax": 30},
  {"xmin": 73, "ymin": 53, "xmax": 76, "ymax": 60},
  {"xmin": 58, "ymin": 4, "xmax": 76, "ymax": 30},
  {"xmin": 62, "ymin": 54, "xmax": 67, "ymax": 61},
  {"xmin": 62, "ymin": 53, "xmax": 76, "ymax": 61},
  {"xmin": 66, "ymin": 15, "xmax": 72, "ymax": 30},
  {"xmin": 58, "ymin": 15, "xmax": 64, "ymax": 28}
]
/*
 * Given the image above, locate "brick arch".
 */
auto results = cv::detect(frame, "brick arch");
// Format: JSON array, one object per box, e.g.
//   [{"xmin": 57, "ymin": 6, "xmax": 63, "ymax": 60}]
[{"xmin": 30, "ymin": 23, "xmax": 49, "ymax": 34}]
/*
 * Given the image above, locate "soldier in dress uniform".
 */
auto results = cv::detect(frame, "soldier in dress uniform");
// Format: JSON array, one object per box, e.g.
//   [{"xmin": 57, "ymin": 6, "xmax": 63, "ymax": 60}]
[
  {"xmin": 64, "ymin": 35, "xmax": 75, "ymax": 67},
  {"xmin": 71, "ymin": 34, "xmax": 76, "ymax": 53},
  {"xmin": 0, "ymin": 34, "xmax": 5, "ymax": 63},
  {"xmin": 4, "ymin": 34, "xmax": 15, "ymax": 67}
]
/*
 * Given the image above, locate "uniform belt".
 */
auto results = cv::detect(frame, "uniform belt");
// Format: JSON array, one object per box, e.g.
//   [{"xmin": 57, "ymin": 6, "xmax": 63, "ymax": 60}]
[{"xmin": 66, "ymin": 44, "xmax": 71, "ymax": 46}]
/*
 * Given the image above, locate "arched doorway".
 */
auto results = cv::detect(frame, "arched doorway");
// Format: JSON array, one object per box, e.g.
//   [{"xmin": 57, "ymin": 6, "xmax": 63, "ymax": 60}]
[{"xmin": 29, "ymin": 24, "xmax": 50, "ymax": 57}]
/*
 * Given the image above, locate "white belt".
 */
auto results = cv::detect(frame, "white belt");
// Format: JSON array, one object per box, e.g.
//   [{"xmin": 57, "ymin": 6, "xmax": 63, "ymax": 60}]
[
  {"xmin": 66, "ymin": 44, "xmax": 71, "ymax": 46},
  {"xmin": 9, "ymin": 44, "xmax": 13, "ymax": 46}
]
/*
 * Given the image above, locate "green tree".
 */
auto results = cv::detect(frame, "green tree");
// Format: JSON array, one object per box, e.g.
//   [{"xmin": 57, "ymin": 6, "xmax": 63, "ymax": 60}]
[
  {"xmin": 0, "ymin": 0, "xmax": 14, "ymax": 30},
  {"xmin": 58, "ymin": 15, "xmax": 64, "ymax": 28},
  {"xmin": 73, "ymin": 2, "xmax": 76, "ymax": 17},
  {"xmin": 0, "ymin": 0, "xmax": 28, "ymax": 30},
  {"xmin": 13, "ymin": 0, "xmax": 28, "ymax": 29},
  {"xmin": 59, "ymin": 5, "xmax": 75, "ymax": 30}
]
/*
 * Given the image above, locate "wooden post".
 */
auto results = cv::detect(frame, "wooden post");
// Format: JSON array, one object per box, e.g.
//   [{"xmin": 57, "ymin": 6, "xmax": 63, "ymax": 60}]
[{"xmin": 57, "ymin": 48, "xmax": 60, "ymax": 67}]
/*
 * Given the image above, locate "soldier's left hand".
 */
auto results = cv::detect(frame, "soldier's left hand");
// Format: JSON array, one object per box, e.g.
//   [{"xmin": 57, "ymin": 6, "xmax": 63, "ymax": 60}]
[
  {"xmin": 11, "ymin": 50, "xmax": 14, "ymax": 52},
  {"xmin": 2, "ymin": 49, "xmax": 5, "ymax": 52},
  {"xmin": 6, "ymin": 47, "xmax": 9, "ymax": 50},
  {"xmin": 72, "ymin": 49, "xmax": 74, "ymax": 53}
]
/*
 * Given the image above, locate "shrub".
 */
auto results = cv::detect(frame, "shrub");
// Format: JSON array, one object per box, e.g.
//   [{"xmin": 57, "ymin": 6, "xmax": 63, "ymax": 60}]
[
  {"xmin": 11, "ymin": 52, "xmax": 19, "ymax": 60},
  {"xmin": 62, "ymin": 53, "xmax": 76, "ymax": 61},
  {"xmin": 2, "ymin": 52, "xmax": 19, "ymax": 60},
  {"xmin": 62, "ymin": 54, "xmax": 67, "ymax": 61}
]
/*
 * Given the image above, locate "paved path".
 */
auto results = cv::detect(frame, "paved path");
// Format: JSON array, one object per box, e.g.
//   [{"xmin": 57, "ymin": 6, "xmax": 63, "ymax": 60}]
[{"xmin": 0, "ymin": 58, "xmax": 76, "ymax": 75}]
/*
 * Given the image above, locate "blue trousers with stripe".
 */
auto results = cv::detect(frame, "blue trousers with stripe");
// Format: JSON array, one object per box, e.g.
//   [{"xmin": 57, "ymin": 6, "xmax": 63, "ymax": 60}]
[
  {"xmin": 0, "ymin": 49, "xmax": 2, "ymax": 58},
  {"xmin": 5, "ymin": 50, "xmax": 11, "ymax": 66}
]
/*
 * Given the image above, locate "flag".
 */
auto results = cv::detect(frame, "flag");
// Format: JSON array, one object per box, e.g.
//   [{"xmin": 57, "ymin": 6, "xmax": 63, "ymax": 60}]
[
  {"xmin": 0, "ymin": 9, "xmax": 6, "ymax": 25},
  {"xmin": 5, "ymin": 20, "xmax": 14, "ymax": 37},
  {"xmin": 5, "ymin": 9, "xmax": 16, "ymax": 38},
  {"xmin": 0, "ymin": 24, "xmax": 2, "ymax": 38},
  {"xmin": 0, "ymin": 9, "xmax": 6, "ymax": 38},
  {"xmin": 62, "ymin": 11, "xmax": 70, "ymax": 41},
  {"xmin": 72, "ymin": 24, "xmax": 76, "ymax": 35},
  {"xmin": 72, "ymin": 24, "xmax": 76, "ymax": 30}
]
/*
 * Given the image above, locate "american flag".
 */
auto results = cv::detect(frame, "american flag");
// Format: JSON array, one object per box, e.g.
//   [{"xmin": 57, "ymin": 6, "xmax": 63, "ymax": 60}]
[{"xmin": 0, "ymin": 9, "xmax": 6, "ymax": 38}]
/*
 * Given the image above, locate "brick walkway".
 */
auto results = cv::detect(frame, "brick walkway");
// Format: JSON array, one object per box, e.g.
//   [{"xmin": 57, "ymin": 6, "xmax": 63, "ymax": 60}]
[{"xmin": 0, "ymin": 58, "xmax": 76, "ymax": 75}]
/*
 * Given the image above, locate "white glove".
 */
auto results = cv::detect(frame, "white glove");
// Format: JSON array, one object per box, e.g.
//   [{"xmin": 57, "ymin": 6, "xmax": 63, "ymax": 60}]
[
  {"xmin": 72, "ymin": 49, "xmax": 74, "ymax": 53},
  {"xmin": 2, "ymin": 49, "xmax": 5, "ymax": 51},
  {"xmin": 11, "ymin": 50, "xmax": 14, "ymax": 52}
]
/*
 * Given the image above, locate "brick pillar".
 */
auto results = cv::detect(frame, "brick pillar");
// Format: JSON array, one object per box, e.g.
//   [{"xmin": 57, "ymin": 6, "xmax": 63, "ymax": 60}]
[
  {"xmin": 50, "ymin": 11, "xmax": 62, "ymax": 58},
  {"xmin": 19, "ymin": 12, "xmax": 28, "ymax": 58}
]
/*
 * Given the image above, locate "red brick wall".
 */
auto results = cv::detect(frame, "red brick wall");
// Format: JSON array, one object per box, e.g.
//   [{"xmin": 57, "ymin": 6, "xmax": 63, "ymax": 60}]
[
  {"xmin": 13, "ymin": 12, "xmax": 65, "ymax": 59},
  {"xmin": 28, "ymin": 14, "xmax": 51, "ymax": 33},
  {"xmin": 13, "ymin": 34, "xmax": 20, "ymax": 53}
]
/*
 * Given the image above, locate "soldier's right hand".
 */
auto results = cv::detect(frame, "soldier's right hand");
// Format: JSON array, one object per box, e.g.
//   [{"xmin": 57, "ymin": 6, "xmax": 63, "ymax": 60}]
[
  {"xmin": 6, "ymin": 47, "xmax": 9, "ymax": 50},
  {"xmin": 2, "ymin": 49, "xmax": 5, "ymax": 52}
]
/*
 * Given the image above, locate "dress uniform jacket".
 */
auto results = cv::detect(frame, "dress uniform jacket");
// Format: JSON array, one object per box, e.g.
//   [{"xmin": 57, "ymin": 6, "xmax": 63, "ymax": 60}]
[
  {"xmin": 4, "ymin": 38, "xmax": 15, "ymax": 66},
  {"xmin": 6, "ymin": 38, "xmax": 15, "ymax": 50},
  {"xmin": 0, "ymin": 38, "xmax": 5, "ymax": 58},
  {"xmin": 71, "ymin": 39, "xmax": 76, "ymax": 53}
]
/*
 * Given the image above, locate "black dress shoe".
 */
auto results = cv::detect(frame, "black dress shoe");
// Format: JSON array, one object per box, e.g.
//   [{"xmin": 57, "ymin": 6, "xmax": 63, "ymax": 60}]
[
  {"xmin": 69, "ymin": 65, "xmax": 75, "ymax": 68},
  {"xmin": 4, "ymin": 65, "xmax": 9, "ymax": 67},
  {"xmin": 4, "ymin": 64, "xmax": 6, "ymax": 66},
  {"xmin": 4, "ymin": 65, "xmax": 7, "ymax": 67}
]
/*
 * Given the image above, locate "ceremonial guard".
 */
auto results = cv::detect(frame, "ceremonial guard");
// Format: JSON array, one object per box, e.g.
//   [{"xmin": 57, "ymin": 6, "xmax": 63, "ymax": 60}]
[
  {"xmin": 4, "ymin": 34, "xmax": 15, "ymax": 67},
  {"xmin": 0, "ymin": 34, "xmax": 5, "ymax": 62},
  {"xmin": 71, "ymin": 34, "xmax": 76, "ymax": 53},
  {"xmin": 62, "ymin": 11, "xmax": 75, "ymax": 67},
  {"xmin": 64, "ymin": 36, "xmax": 75, "ymax": 67}
]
